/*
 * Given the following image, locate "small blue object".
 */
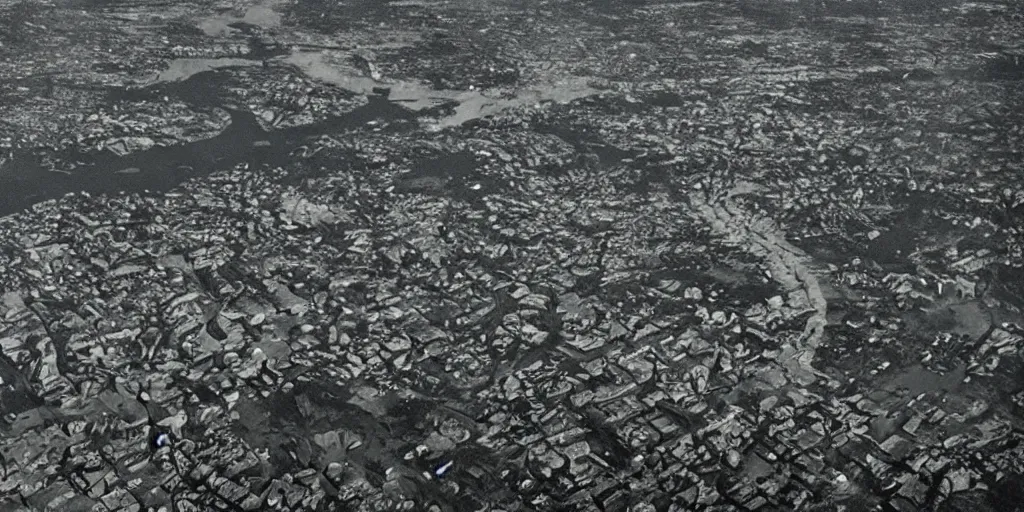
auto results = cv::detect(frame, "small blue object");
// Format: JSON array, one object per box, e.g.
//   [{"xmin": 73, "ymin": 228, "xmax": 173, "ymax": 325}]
[
  {"xmin": 434, "ymin": 460, "xmax": 454, "ymax": 478},
  {"xmin": 155, "ymin": 433, "xmax": 171, "ymax": 448}
]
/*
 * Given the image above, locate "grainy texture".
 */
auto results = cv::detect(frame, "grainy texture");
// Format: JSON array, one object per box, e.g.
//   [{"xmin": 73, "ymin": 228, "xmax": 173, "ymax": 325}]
[{"xmin": 1, "ymin": 0, "xmax": 1023, "ymax": 510}]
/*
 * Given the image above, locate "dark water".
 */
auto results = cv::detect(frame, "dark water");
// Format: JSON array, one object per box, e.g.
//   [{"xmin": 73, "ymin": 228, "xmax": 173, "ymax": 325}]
[
  {"xmin": 0, "ymin": 71, "xmax": 416, "ymax": 217},
  {"xmin": 884, "ymin": 363, "xmax": 967, "ymax": 398}
]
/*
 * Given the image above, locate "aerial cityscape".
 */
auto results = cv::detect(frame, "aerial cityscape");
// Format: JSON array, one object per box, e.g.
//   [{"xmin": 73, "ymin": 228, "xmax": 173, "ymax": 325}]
[{"xmin": 1, "ymin": 0, "xmax": 1023, "ymax": 510}]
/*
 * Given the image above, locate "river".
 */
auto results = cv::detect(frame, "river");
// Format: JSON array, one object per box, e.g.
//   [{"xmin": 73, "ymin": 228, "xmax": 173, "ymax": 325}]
[
  {"xmin": 0, "ymin": 48, "xmax": 602, "ymax": 218},
  {"xmin": 0, "ymin": 80, "xmax": 416, "ymax": 217}
]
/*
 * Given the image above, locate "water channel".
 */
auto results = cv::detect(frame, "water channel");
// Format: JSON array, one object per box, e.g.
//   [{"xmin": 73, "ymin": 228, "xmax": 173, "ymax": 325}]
[{"xmin": 0, "ymin": 48, "xmax": 602, "ymax": 217}]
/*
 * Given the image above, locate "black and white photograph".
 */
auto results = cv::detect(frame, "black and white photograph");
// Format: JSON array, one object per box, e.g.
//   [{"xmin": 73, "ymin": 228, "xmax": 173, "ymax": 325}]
[{"xmin": 1, "ymin": 0, "xmax": 1023, "ymax": 510}]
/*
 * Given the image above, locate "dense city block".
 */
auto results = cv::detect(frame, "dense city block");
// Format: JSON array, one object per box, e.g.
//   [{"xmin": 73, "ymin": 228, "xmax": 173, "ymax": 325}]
[{"xmin": 1, "ymin": 0, "xmax": 1023, "ymax": 510}]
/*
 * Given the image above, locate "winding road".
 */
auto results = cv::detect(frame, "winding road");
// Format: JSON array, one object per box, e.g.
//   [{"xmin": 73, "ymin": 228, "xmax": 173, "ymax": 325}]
[{"xmin": 690, "ymin": 182, "xmax": 830, "ymax": 385}]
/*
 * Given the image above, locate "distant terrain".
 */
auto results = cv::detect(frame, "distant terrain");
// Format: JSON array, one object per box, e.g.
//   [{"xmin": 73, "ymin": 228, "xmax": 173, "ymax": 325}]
[{"xmin": 1, "ymin": 0, "xmax": 1023, "ymax": 510}]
